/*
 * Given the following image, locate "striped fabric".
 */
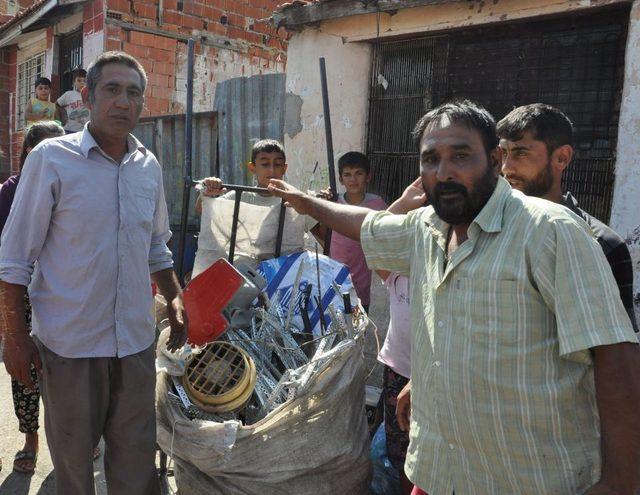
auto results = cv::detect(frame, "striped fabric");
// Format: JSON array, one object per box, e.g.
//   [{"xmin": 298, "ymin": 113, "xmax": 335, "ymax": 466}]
[{"xmin": 361, "ymin": 177, "xmax": 637, "ymax": 494}]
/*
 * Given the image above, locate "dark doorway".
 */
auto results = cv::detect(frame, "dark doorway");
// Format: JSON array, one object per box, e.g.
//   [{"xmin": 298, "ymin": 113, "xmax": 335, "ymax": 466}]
[
  {"xmin": 58, "ymin": 29, "xmax": 83, "ymax": 93},
  {"xmin": 367, "ymin": 7, "xmax": 629, "ymax": 222}
]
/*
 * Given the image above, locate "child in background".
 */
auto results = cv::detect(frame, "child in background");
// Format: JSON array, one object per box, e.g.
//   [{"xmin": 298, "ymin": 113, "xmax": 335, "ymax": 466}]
[
  {"xmin": 0, "ymin": 121, "xmax": 64, "ymax": 474},
  {"xmin": 329, "ymin": 152, "xmax": 387, "ymax": 312},
  {"xmin": 24, "ymin": 77, "xmax": 56, "ymax": 127},
  {"xmin": 56, "ymin": 68, "xmax": 90, "ymax": 133},
  {"xmin": 195, "ymin": 139, "xmax": 324, "ymax": 263}
]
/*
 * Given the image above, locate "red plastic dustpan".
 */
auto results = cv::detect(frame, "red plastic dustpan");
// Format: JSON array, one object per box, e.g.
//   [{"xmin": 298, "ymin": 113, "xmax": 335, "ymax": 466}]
[{"xmin": 183, "ymin": 259, "xmax": 244, "ymax": 346}]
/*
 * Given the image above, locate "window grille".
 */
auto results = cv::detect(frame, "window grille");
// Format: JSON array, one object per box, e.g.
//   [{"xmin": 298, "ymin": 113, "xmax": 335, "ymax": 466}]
[{"xmin": 16, "ymin": 52, "xmax": 46, "ymax": 131}]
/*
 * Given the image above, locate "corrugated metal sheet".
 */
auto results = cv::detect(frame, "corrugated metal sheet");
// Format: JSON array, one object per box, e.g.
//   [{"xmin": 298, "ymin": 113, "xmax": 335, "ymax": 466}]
[
  {"xmin": 134, "ymin": 112, "xmax": 218, "ymax": 226},
  {"xmin": 214, "ymin": 73, "xmax": 286, "ymax": 185}
]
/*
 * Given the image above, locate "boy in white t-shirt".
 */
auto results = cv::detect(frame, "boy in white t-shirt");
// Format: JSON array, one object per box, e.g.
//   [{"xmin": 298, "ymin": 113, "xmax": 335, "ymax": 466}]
[{"xmin": 55, "ymin": 68, "xmax": 90, "ymax": 133}]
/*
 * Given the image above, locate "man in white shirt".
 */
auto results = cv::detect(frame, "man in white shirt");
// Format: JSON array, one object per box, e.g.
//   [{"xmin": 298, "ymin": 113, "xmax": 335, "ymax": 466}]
[{"xmin": 0, "ymin": 52, "xmax": 186, "ymax": 494}]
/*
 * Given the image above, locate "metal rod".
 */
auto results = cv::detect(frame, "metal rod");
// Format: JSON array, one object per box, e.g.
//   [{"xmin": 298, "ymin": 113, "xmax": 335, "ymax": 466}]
[
  {"xmin": 228, "ymin": 191, "xmax": 242, "ymax": 264},
  {"xmin": 193, "ymin": 181, "xmax": 270, "ymax": 195},
  {"xmin": 319, "ymin": 57, "xmax": 337, "ymax": 255},
  {"xmin": 274, "ymin": 200, "xmax": 286, "ymax": 258},
  {"xmin": 176, "ymin": 38, "xmax": 195, "ymax": 283},
  {"xmin": 315, "ymin": 244, "xmax": 326, "ymax": 334},
  {"xmin": 222, "ymin": 183, "xmax": 269, "ymax": 194}
]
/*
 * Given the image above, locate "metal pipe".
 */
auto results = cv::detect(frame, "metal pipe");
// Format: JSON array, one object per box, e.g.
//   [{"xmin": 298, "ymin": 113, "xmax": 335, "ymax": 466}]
[
  {"xmin": 194, "ymin": 182, "xmax": 270, "ymax": 195},
  {"xmin": 176, "ymin": 38, "xmax": 195, "ymax": 283},
  {"xmin": 274, "ymin": 200, "xmax": 286, "ymax": 258},
  {"xmin": 228, "ymin": 191, "xmax": 242, "ymax": 264},
  {"xmin": 319, "ymin": 57, "xmax": 337, "ymax": 255},
  {"xmin": 221, "ymin": 183, "xmax": 269, "ymax": 194}
]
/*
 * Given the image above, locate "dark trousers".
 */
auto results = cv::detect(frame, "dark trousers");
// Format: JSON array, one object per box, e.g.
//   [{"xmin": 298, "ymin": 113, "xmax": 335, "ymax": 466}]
[{"xmin": 35, "ymin": 338, "xmax": 160, "ymax": 495}]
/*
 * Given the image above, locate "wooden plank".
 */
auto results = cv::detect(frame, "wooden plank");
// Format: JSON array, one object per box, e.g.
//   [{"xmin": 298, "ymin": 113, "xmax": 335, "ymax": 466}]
[{"xmin": 273, "ymin": 0, "xmax": 454, "ymax": 28}]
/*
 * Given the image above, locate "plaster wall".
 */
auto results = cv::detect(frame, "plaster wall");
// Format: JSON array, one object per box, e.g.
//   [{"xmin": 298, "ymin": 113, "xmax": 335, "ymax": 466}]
[
  {"xmin": 610, "ymin": 0, "xmax": 640, "ymax": 316},
  {"xmin": 83, "ymin": 29, "xmax": 104, "ymax": 69},
  {"xmin": 282, "ymin": 28, "xmax": 372, "ymax": 192}
]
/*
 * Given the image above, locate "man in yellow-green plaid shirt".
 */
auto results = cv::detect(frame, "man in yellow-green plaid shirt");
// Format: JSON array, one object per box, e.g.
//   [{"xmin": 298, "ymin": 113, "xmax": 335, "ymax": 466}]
[{"xmin": 268, "ymin": 100, "xmax": 640, "ymax": 495}]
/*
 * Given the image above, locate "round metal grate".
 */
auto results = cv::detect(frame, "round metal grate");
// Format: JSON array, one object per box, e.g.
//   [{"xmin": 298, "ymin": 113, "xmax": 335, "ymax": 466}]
[{"xmin": 183, "ymin": 341, "xmax": 256, "ymax": 413}]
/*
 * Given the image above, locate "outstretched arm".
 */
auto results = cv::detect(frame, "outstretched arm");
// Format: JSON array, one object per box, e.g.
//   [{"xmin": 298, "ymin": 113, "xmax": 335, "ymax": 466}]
[{"xmin": 268, "ymin": 179, "xmax": 370, "ymax": 241}]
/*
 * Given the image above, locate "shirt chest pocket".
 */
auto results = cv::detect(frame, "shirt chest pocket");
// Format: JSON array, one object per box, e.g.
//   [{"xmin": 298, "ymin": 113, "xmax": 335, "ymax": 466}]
[
  {"xmin": 452, "ymin": 277, "xmax": 545, "ymax": 346},
  {"xmin": 131, "ymin": 187, "xmax": 156, "ymax": 230}
]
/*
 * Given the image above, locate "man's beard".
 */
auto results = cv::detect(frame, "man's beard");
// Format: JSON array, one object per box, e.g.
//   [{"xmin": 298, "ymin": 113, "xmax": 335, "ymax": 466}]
[
  {"xmin": 506, "ymin": 160, "xmax": 553, "ymax": 198},
  {"xmin": 424, "ymin": 165, "xmax": 498, "ymax": 225}
]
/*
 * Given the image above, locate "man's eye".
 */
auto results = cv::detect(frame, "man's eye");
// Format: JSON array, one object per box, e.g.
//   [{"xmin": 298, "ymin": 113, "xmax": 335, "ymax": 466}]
[
  {"xmin": 422, "ymin": 156, "xmax": 438, "ymax": 166},
  {"xmin": 454, "ymin": 153, "xmax": 468, "ymax": 160}
]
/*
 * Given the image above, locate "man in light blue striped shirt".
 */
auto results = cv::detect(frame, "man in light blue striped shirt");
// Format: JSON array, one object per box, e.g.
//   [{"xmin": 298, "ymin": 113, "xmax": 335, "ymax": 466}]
[
  {"xmin": 268, "ymin": 100, "xmax": 640, "ymax": 494},
  {"xmin": 0, "ymin": 52, "xmax": 186, "ymax": 494}
]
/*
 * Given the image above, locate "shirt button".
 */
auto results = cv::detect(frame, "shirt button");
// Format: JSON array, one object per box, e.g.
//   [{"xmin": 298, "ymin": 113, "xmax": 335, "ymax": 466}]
[
  {"xmin": 448, "ymin": 443, "xmax": 455, "ymax": 450},
  {"xmin": 433, "ymin": 361, "xmax": 441, "ymax": 368},
  {"xmin": 437, "ymin": 320, "xmax": 444, "ymax": 328}
]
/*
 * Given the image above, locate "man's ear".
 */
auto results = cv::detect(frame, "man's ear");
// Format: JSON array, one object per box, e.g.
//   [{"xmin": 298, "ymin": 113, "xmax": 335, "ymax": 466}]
[
  {"xmin": 247, "ymin": 162, "xmax": 256, "ymax": 174},
  {"xmin": 551, "ymin": 144, "xmax": 573, "ymax": 173},
  {"xmin": 282, "ymin": 163, "xmax": 288, "ymax": 176},
  {"xmin": 81, "ymin": 86, "xmax": 91, "ymax": 107},
  {"xmin": 489, "ymin": 147, "xmax": 502, "ymax": 177}
]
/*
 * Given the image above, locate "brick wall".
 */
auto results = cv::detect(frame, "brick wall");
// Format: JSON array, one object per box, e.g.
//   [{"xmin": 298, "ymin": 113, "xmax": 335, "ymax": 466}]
[
  {"xmin": 0, "ymin": 45, "xmax": 19, "ymax": 177},
  {"xmin": 83, "ymin": 0, "xmax": 104, "ymax": 36},
  {"xmin": 105, "ymin": 0, "xmax": 289, "ymax": 116}
]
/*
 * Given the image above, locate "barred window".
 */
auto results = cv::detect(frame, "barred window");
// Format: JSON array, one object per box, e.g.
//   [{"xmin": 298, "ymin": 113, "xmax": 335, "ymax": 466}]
[{"xmin": 16, "ymin": 52, "xmax": 46, "ymax": 131}]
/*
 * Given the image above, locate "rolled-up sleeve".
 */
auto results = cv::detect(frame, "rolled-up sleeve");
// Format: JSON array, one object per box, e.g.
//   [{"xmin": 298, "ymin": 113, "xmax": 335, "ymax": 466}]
[
  {"xmin": 532, "ymin": 214, "xmax": 637, "ymax": 363},
  {"xmin": 360, "ymin": 210, "xmax": 417, "ymax": 276},
  {"xmin": 0, "ymin": 147, "xmax": 57, "ymax": 286},
  {"xmin": 148, "ymin": 166, "xmax": 173, "ymax": 274}
]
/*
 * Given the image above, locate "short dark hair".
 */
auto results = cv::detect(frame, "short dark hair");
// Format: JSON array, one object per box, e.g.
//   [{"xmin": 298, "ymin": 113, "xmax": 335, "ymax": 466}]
[
  {"xmin": 34, "ymin": 77, "xmax": 51, "ymax": 89},
  {"xmin": 19, "ymin": 121, "xmax": 64, "ymax": 170},
  {"xmin": 86, "ymin": 52, "xmax": 147, "ymax": 102},
  {"xmin": 251, "ymin": 139, "xmax": 285, "ymax": 163},
  {"xmin": 412, "ymin": 99, "xmax": 498, "ymax": 154},
  {"xmin": 496, "ymin": 103, "xmax": 573, "ymax": 153},
  {"xmin": 338, "ymin": 151, "xmax": 369, "ymax": 175},
  {"xmin": 72, "ymin": 67, "xmax": 87, "ymax": 79}
]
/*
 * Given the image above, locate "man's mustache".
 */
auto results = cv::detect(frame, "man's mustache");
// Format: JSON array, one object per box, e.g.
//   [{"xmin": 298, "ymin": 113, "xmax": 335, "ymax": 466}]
[{"xmin": 434, "ymin": 182, "xmax": 468, "ymax": 196}]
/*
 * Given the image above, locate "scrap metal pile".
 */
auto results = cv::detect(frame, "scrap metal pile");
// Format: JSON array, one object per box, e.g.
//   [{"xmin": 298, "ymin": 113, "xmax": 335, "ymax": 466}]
[{"xmin": 158, "ymin": 252, "xmax": 366, "ymax": 426}]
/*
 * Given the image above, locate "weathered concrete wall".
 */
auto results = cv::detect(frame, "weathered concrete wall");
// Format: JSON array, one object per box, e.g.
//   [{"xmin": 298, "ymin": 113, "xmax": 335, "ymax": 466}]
[
  {"xmin": 282, "ymin": 28, "xmax": 372, "ymax": 191},
  {"xmin": 610, "ymin": 0, "xmax": 640, "ymax": 317}
]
